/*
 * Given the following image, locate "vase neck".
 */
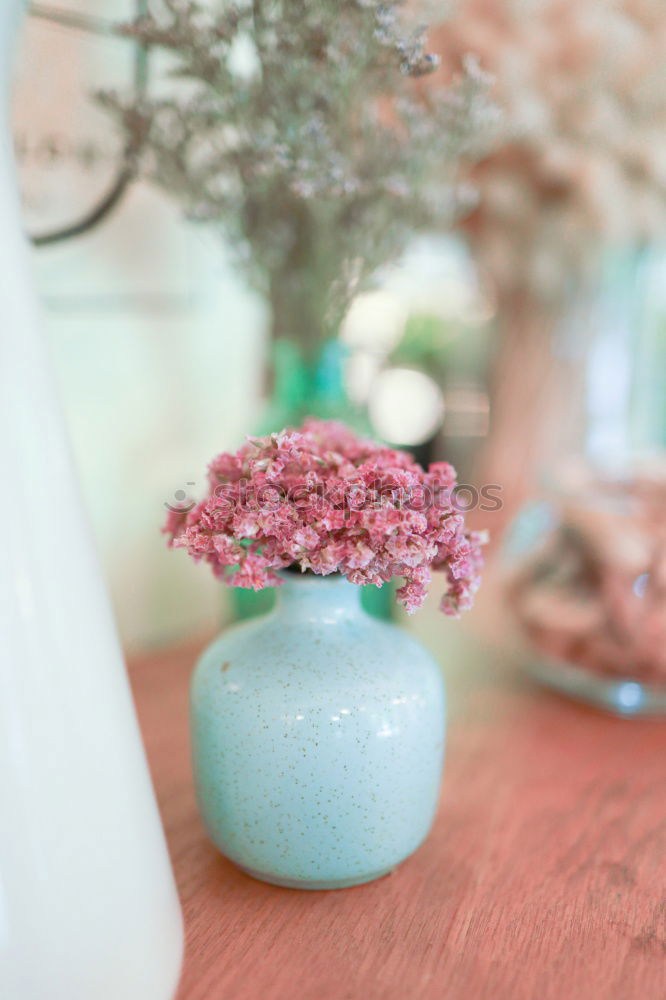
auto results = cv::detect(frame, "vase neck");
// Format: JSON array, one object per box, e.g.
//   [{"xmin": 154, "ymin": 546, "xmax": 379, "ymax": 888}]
[
  {"xmin": 274, "ymin": 573, "xmax": 363, "ymax": 623},
  {"xmin": 268, "ymin": 337, "xmax": 349, "ymax": 405}
]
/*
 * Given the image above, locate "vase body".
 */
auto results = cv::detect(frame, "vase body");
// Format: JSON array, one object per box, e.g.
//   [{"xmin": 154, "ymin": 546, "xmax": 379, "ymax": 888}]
[
  {"xmin": 504, "ymin": 249, "xmax": 666, "ymax": 715},
  {"xmin": 192, "ymin": 575, "xmax": 445, "ymax": 889},
  {"xmin": 1, "ymin": 8, "xmax": 183, "ymax": 998}
]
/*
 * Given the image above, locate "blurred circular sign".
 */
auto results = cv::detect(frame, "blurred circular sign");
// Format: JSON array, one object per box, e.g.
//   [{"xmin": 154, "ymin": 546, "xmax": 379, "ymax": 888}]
[{"xmin": 14, "ymin": 3, "xmax": 147, "ymax": 244}]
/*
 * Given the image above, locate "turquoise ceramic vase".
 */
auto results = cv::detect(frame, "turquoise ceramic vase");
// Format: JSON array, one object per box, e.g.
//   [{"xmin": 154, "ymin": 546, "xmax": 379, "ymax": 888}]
[{"xmin": 191, "ymin": 573, "xmax": 445, "ymax": 889}]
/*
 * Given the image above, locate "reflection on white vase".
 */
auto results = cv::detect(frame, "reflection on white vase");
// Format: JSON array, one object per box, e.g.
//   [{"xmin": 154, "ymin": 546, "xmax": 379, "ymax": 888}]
[{"xmin": 0, "ymin": 6, "xmax": 183, "ymax": 999}]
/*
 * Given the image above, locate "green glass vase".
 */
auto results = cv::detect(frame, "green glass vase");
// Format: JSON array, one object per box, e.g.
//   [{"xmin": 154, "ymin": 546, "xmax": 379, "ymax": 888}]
[{"xmin": 232, "ymin": 337, "xmax": 394, "ymax": 622}]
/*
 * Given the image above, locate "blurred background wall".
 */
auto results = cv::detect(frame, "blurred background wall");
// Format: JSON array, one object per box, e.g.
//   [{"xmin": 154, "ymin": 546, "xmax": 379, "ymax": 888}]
[
  {"xmin": 13, "ymin": 1, "xmax": 497, "ymax": 650},
  {"xmin": 13, "ymin": 1, "xmax": 666, "ymax": 653}
]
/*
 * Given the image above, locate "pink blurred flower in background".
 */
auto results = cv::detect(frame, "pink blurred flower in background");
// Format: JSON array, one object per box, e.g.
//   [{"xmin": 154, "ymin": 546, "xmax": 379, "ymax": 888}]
[
  {"xmin": 423, "ymin": 0, "xmax": 666, "ymax": 525},
  {"xmin": 431, "ymin": 0, "xmax": 666, "ymax": 298}
]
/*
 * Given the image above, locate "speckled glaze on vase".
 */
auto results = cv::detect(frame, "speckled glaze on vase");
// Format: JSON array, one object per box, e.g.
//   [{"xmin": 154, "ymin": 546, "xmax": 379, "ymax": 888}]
[{"xmin": 191, "ymin": 573, "xmax": 445, "ymax": 889}]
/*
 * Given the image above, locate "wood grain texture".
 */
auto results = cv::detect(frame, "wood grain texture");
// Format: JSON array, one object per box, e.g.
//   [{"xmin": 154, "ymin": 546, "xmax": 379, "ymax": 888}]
[{"xmin": 129, "ymin": 633, "xmax": 666, "ymax": 1000}]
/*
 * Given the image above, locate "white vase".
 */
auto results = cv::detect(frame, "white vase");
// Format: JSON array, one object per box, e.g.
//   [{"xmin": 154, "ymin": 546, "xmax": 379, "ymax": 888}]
[{"xmin": 0, "ymin": 6, "xmax": 183, "ymax": 999}]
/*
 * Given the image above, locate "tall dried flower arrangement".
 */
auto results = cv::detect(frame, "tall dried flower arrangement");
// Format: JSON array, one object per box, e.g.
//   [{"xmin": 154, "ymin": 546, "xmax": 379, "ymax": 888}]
[
  {"xmin": 100, "ymin": 0, "xmax": 497, "ymax": 361},
  {"xmin": 429, "ymin": 0, "xmax": 666, "ymax": 520}
]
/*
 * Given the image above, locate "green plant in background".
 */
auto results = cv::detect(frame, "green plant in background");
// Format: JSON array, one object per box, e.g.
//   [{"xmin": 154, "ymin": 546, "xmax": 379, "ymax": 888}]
[
  {"xmin": 392, "ymin": 309, "xmax": 490, "ymax": 374},
  {"xmin": 391, "ymin": 312, "xmax": 457, "ymax": 376},
  {"xmin": 100, "ymin": 0, "xmax": 498, "ymax": 623},
  {"xmin": 100, "ymin": 0, "xmax": 498, "ymax": 361}
]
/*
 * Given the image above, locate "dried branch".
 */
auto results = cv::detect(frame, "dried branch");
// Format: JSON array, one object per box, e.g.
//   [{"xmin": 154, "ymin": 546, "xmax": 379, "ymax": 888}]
[{"xmin": 100, "ymin": 0, "xmax": 500, "ymax": 352}]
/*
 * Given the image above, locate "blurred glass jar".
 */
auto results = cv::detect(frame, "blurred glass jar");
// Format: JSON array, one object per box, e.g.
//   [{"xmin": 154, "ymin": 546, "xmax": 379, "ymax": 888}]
[
  {"xmin": 506, "ymin": 465, "xmax": 666, "ymax": 716},
  {"xmin": 504, "ymin": 248, "xmax": 666, "ymax": 716}
]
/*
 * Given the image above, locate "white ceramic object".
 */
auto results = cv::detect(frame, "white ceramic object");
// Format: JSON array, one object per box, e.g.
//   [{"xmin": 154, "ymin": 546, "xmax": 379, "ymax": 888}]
[{"xmin": 0, "ymin": 6, "xmax": 183, "ymax": 998}]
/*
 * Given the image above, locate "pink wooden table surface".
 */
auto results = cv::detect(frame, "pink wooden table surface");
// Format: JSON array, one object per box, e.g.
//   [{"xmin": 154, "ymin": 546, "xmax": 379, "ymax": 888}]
[{"xmin": 129, "ymin": 625, "xmax": 666, "ymax": 1000}]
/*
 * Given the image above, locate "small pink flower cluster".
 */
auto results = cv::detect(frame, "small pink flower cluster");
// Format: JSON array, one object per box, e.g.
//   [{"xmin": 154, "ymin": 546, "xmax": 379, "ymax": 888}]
[{"xmin": 164, "ymin": 419, "xmax": 486, "ymax": 615}]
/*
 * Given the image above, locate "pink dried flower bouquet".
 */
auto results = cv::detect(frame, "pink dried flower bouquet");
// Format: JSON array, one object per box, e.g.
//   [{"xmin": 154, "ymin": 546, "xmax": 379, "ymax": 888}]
[{"xmin": 164, "ymin": 418, "xmax": 486, "ymax": 615}]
